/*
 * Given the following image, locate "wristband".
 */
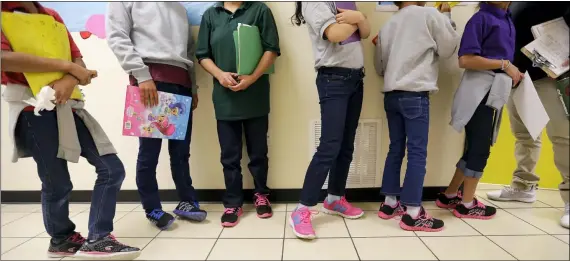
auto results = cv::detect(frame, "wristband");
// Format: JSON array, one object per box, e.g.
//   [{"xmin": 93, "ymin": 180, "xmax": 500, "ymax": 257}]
[{"xmin": 504, "ymin": 60, "xmax": 511, "ymax": 70}]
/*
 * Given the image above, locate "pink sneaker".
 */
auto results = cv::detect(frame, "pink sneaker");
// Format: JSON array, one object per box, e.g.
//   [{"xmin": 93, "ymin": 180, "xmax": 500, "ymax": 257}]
[
  {"xmin": 322, "ymin": 196, "xmax": 364, "ymax": 219},
  {"xmin": 289, "ymin": 207, "xmax": 316, "ymax": 239}
]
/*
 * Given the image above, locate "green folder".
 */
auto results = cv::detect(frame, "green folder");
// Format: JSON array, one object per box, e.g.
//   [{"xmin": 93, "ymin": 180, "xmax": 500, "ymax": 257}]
[{"xmin": 233, "ymin": 23, "xmax": 274, "ymax": 75}]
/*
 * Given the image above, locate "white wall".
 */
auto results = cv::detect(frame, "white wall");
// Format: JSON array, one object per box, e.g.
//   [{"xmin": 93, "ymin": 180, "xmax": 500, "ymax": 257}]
[{"xmin": 1, "ymin": 2, "xmax": 476, "ymax": 191}]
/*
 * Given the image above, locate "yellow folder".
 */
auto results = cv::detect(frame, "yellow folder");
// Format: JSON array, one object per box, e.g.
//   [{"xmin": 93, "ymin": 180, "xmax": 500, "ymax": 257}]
[
  {"xmin": 1, "ymin": 12, "xmax": 83, "ymax": 100},
  {"xmin": 434, "ymin": 2, "xmax": 461, "ymax": 8}
]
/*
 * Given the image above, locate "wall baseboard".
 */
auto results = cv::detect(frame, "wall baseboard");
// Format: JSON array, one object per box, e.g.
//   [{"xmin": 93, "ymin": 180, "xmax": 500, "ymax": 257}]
[{"xmin": 1, "ymin": 187, "xmax": 446, "ymax": 203}]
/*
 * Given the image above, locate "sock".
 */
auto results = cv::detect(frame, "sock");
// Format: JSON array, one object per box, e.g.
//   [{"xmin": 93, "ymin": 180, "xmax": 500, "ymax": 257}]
[
  {"xmin": 445, "ymin": 192, "xmax": 458, "ymax": 198},
  {"xmin": 326, "ymin": 194, "xmax": 341, "ymax": 203},
  {"xmin": 295, "ymin": 203, "xmax": 309, "ymax": 211},
  {"xmin": 406, "ymin": 206, "xmax": 421, "ymax": 218},
  {"xmin": 463, "ymin": 201, "xmax": 474, "ymax": 208},
  {"xmin": 384, "ymin": 195, "xmax": 398, "ymax": 207}
]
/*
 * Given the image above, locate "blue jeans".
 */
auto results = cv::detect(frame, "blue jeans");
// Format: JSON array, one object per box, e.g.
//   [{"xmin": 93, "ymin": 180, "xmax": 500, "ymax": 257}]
[
  {"xmin": 381, "ymin": 91, "xmax": 430, "ymax": 207},
  {"xmin": 300, "ymin": 67, "xmax": 364, "ymax": 206},
  {"xmin": 217, "ymin": 115, "xmax": 270, "ymax": 208},
  {"xmin": 135, "ymin": 82, "xmax": 197, "ymax": 212},
  {"xmin": 15, "ymin": 111, "xmax": 125, "ymax": 241}
]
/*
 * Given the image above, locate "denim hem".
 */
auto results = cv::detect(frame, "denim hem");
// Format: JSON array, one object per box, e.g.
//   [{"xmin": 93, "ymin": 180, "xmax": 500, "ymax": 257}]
[
  {"xmin": 463, "ymin": 167, "xmax": 483, "ymax": 179},
  {"xmin": 381, "ymin": 192, "xmax": 400, "ymax": 196}
]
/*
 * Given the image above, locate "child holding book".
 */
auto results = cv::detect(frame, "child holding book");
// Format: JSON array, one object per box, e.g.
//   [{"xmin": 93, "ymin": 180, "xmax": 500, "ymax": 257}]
[
  {"xmin": 374, "ymin": 1, "xmax": 459, "ymax": 232},
  {"xmin": 436, "ymin": 1, "xmax": 523, "ymax": 220},
  {"xmin": 196, "ymin": 1, "xmax": 280, "ymax": 227},
  {"xmin": 1, "ymin": 1, "xmax": 140, "ymax": 259},
  {"xmin": 106, "ymin": 2, "xmax": 207, "ymax": 231},
  {"xmin": 289, "ymin": 1, "xmax": 370, "ymax": 239}
]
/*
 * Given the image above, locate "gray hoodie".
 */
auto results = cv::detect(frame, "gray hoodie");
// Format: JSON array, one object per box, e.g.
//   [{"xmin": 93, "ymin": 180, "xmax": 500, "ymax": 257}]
[{"xmin": 106, "ymin": 2, "xmax": 197, "ymax": 93}]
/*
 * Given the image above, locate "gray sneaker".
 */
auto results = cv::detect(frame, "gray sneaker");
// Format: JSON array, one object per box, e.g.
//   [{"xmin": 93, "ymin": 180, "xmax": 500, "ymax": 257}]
[
  {"xmin": 74, "ymin": 234, "xmax": 141, "ymax": 260},
  {"xmin": 486, "ymin": 186, "xmax": 536, "ymax": 203}
]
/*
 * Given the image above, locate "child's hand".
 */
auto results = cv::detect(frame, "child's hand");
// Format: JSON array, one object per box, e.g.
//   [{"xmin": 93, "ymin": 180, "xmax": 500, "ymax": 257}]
[
  {"xmin": 230, "ymin": 75, "xmax": 256, "ymax": 92},
  {"xmin": 139, "ymin": 80, "xmax": 159, "ymax": 108},
  {"xmin": 51, "ymin": 75, "xmax": 78, "ymax": 104},
  {"xmin": 372, "ymin": 35, "xmax": 379, "ymax": 46},
  {"xmin": 216, "ymin": 71, "xmax": 239, "ymax": 88},
  {"xmin": 68, "ymin": 63, "xmax": 97, "ymax": 85},
  {"xmin": 438, "ymin": 3, "xmax": 451, "ymax": 13},
  {"xmin": 336, "ymin": 8, "xmax": 364, "ymax": 25},
  {"xmin": 505, "ymin": 64, "xmax": 524, "ymax": 86}
]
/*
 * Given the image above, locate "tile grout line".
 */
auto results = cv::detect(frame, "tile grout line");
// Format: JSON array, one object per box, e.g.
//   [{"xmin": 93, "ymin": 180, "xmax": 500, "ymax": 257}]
[
  {"xmin": 343, "ymin": 218, "xmax": 361, "ymax": 261},
  {"xmin": 457, "ymin": 213, "xmax": 519, "ymax": 260},
  {"xmin": 204, "ymin": 220, "xmax": 225, "ymax": 260},
  {"xmin": 416, "ymin": 235, "xmax": 440, "ymax": 261},
  {"xmin": 281, "ymin": 208, "xmax": 287, "ymax": 261}
]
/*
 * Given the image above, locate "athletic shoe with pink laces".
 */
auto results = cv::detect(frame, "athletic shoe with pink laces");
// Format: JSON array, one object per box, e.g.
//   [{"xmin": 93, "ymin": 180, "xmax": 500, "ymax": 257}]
[
  {"xmin": 322, "ymin": 196, "xmax": 364, "ymax": 219},
  {"xmin": 378, "ymin": 201, "xmax": 406, "ymax": 219},
  {"xmin": 399, "ymin": 207, "xmax": 444, "ymax": 232},
  {"xmin": 253, "ymin": 193, "xmax": 273, "ymax": 218},
  {"xmin": 221, "ymin": 207, "xmax": 243, "ymax": 227},
  {"xmin": 289, "ymin": 207, "xmax": 316, "ymax": 239},
  {"xmin": 453, "ymin": 198, "xmax": 497, "ymax": 220}
]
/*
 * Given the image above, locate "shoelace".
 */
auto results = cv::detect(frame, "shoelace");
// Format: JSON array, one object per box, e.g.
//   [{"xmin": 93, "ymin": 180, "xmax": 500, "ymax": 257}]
[
  {"xmin": 297, "ymin": 209, "xmax": 319, "ymax": 224},
  {"xmin": 107, "ymin": 234, "xmax": 127, "ymax": 247},
  {"xmin": 179, "ymin": 201, "xmax": 196, "ymax": 211},
  {"xmin": 224, "ymin": 207, "xmax": 240, "ymax": 214},
  {"xmin": 69, "ymin": 232, "xmax": 86, "ymax": 244},
  {"xmin": 148, "ymin": 209, "xmax": 164, "ymax": 220},
  {"xmin": 338, "ymin": 196, "xmax": 353, "ymax": 208},
  {"xmin": 254, "ymin": 193, "xmax": 270, "ymax": 206},
  {"xmin": 417, "ymin": 208, "xmax": 433, "ymax": 221}
]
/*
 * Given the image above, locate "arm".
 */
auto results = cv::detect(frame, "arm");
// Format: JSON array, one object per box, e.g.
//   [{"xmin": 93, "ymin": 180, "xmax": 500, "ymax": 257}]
[
  {"xmin": 356, "ymin": 14, "xmax": 370, "ymax": 39},
  {"xmin": 105, "ymin": 2, "xmax": 151, "ymax": 83},
  {"xmin": 458, "ymin": 54, "xmax": 503, "ymax": 70},
  {"xmin": 373, "ymin": 32, "xmax": 384, "ymax": 76},
  {"xmin": 429, "ymin": 10, "xmax": 460, "ymax": 59},
  {"xmin": 186, "ymin": 27, "xmax": 198, "ymax": 95},
  {"xmin": 1, "ymin": 51, "xmax": 75, "ymax": 73},
  {"xmin": 196, "ymin": 11, "xmax": 238, "ymax": 87},
  {"xmin": 304, "ymin": 2, "xmax": 357, "ymax": 43}
]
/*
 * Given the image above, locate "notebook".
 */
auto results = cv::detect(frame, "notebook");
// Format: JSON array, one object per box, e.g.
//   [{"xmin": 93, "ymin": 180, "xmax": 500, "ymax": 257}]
[
  {"xmin": 123, "ymin": 86, "xmax": 192, "ymax": 140},
  {"xmin": 1, "ymin": 12, "xmax": 84, "ymax": 100},
  {"xmin": 233, "ymin": 23, "xmax": 275, "ymax": 75},
  {"xmin": 334, "ymin": 1, "xmax": 360, "ymax": 45}
]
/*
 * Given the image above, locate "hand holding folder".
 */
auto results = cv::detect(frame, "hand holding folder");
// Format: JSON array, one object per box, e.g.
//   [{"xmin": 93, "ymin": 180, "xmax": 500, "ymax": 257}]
[
  {"xmin": 233, "ymin": 23, "xmax": 275, "ymax": 75},
  {"xmin": 1, "ymin": 12, "xmax": 84, "ymax": 100}
]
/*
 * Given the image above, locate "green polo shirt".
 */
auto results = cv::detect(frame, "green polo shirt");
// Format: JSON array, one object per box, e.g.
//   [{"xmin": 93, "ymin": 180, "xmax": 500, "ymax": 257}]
[{"xmin": 196, "ymin": 2, "xmax": 280, "ymax": 121}]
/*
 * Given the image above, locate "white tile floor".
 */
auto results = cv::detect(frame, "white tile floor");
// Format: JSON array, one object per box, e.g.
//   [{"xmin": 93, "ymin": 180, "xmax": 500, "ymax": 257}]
[{"xmin": 1, "ymin": 187, "xmax": 568, "ymax": 260}]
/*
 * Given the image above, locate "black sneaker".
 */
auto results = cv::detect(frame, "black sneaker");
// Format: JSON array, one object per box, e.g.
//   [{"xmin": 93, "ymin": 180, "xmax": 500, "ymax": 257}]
[
  {"xmin": 75, "ymin": 234, "xmax": 141, "ymax": 260},
  {"xmin": 146, "ymin": 209, "xmax": 175, "ymax": 230},
  {"xmin": 400, "ymin": 207, "xmax": 444, "ymax": 232},
  {"xmin": 453, "ymin": 198, "xmax": 497, "ymax": 220},
  {"xmin": 435, "ymin": 191, "xmax": 463, "ymax": 209},
  {"xmin": 221, "ymin": 207, "xmax": 243, "ymax": 227},
  {"xmin": 253, "ymin": 193, "xmax": 273, "ymax": 218},
  {"xmin": 47, "ymin": 232, "xmax": 85, "ymax": 258},
  {"xmin": 173, "ymin": 201, "xmax": 208, "ymax": 222},
  {"xmin": 377, "ymin": 202, "xmax": 406, "ymax": 220}
]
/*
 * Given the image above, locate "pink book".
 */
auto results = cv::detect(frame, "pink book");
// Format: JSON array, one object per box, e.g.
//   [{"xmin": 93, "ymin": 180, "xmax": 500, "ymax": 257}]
[
  {"xmin": 122, "ymin": 85, "xmax": 192, "ymax": 140},
  {"xmin": 335, "ymin": 1, "xmax": 361, "ymax": 45}
]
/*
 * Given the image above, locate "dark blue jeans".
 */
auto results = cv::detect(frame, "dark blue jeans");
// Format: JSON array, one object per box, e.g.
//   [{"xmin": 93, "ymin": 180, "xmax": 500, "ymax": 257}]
[
  {"xmin": 300, "ymin": 67, "xmax": 364, "ymax": 206},
  {"xmin": 135, "ymin": 82, "xmax": 197, "ymax": 212},
  {"xmin": 217, "ymin": 115, "xmax": 270, "ymax": 208},
  {"xmin": 381, "ymin": 91, "xmax": 430, "ymax": 207},
  {"xmin": 15, "ymin": 111, "xmax": 125, "ymax": 241}
]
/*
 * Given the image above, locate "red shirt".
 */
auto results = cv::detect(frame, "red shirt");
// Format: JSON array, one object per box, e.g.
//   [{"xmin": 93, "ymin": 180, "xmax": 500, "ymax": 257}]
[{"xmin": 1, "ymin": 2, "xmax": 83, "ymax": 86}]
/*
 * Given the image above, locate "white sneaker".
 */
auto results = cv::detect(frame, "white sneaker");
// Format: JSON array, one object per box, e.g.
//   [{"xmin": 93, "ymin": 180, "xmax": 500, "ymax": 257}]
[
  {"xmin": 561, "ymin": 203, "xmax": 569, "ymax": 229},
  {"xmin": 486, "ymin": 186, "xmax": 536, "ymax": 203}
]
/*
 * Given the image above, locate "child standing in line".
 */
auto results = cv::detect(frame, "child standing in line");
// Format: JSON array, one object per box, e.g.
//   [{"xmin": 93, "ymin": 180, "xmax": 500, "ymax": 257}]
[
  {"xmin": 290, "ymin": 1, "xmax": 370, "ymax": 239},
  {"xmin": 196, "ymin": 1, "xmax": 280, "ymax": 227},
  {"xmin": 436, "ymin": 1, "xmax": 523, "ymax": 219},
  {"xmin": 1, "ymin": 1, "xmax": 140, "ymax": 259},
  {"xmin": 374, "ymin": 2, "xmax": 459, "ymax": 232},
  {"xmin": 106, "ymin": 2, "xmax": 207, "ymax": 231}
]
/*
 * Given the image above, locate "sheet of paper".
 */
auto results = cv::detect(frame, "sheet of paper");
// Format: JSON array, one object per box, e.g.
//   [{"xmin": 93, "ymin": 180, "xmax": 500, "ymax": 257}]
[
  {"xmin": 531, "ymin": 17, "xmax": 568, "ymax": 39},
  {"xmin": 512, "ymin": 72, "xmax": 550, "ymax": 140},
  {"xmin": 524, "ymin": 30, "xmax": 570, "ymax": 77}
]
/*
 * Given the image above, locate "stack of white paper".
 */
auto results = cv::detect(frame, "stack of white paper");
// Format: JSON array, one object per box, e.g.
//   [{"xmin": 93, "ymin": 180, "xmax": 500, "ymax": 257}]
[{"xmin": 511, "ymin": 72, "xmax": 550, "ymax": 140}]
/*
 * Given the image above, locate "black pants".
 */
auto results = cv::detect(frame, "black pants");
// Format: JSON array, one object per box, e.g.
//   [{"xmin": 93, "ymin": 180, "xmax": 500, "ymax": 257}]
[
  {"xmin": 457, "ymin": 93, "xmax": 496, "ymax": 179},
  {"xmin": 217, "ymin": 115, "xmax": 270, "ymax": 208}
]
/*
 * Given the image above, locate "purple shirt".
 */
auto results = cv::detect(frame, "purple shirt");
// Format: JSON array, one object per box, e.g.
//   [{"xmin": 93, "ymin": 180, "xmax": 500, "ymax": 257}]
[{"xmin": 458, "ymin": 3, "xmax": 515, "ymax": 62}]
